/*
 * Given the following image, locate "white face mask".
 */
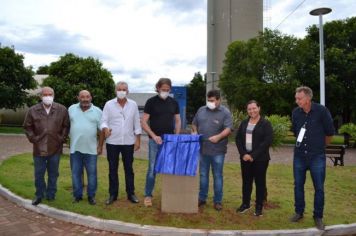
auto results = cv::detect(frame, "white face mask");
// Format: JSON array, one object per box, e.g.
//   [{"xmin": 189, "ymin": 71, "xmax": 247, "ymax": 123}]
[
  {"xmin": 116, "ymin": 91, "xmax": 127, "ymax": 99},
  {"xmin": 42, "ymin": 96, "xmax": 54, "ymax": 105},
  {"xmin": 206, "ymin": 101, "xmax": 216, "ymax": 110},
  {"xmin": 159, "ymin": 91, "xmax": 169, "ymax": 100}
]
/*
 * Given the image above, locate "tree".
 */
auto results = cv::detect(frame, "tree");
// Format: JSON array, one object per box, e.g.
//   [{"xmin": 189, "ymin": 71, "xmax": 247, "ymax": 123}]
[
  {"xmin": 186, "ymin": 72, "xmax": 206, "ymax": 123},
  {"xmin": 42, "ymin": 53, "xmax": 115, "ymax": 108},
  {"xmin": 305, "ymin": 17, "xmax": 356, "ymax": 124},
  {"xmin": 219, "ymin": 29, "xmax": 300, "ymax": 116},
  {"xmin": 0, "ymin": 45, "xmax": 37, "ymax": 110},
  {"xmin": 36, "ymin": 65, "xmax": 49, "ymax": 74}
]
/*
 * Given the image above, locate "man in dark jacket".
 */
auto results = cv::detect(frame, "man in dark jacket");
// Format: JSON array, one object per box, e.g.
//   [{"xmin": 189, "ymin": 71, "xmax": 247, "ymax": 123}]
[{"xmin": 23, "ymin": 86, "xmax": 69, "ymax": 205}]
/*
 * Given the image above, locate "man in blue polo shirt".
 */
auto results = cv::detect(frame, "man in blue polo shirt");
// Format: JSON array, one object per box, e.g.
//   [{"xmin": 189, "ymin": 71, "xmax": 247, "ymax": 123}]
[
  {"xmin": 68, "ymin": 90, "xmax": 102, "ymax": 205},
  {"xmin": 290, "ymin": 86, "xmax": 334, "ymax": 230}
]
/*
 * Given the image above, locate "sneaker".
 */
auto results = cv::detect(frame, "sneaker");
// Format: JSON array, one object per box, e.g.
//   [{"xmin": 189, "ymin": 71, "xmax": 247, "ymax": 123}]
[
  {"xmin": 144, "ymin": 196, "xmax": 152, "ymax": 207},
  {"xmin": 198, "ymin": 199, "xmax": 206, "ymax": 207},
  {"xmin": 313, "ymin": 217, "xmax": 325, "ymax": 230},
  {"xmin": 290, "ymin": 213, "xmax": 303, "ymax": 222},
  {"xmin": 236, "ymin": 204, "xmax": 251, "ymax": 213},
  {"xmin": 254, "ymin": 205, "xmax": 263, "ymax": 216}
]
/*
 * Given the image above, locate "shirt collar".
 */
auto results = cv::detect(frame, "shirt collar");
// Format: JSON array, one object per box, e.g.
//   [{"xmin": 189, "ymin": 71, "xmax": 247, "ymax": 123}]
[{"xmin": 298, "ymin": 102, "xmax": 315, "ymax": 114}]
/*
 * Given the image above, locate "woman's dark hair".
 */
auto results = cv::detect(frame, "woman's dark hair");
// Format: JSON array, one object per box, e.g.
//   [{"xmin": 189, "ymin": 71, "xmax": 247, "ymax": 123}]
[
  {"xmin": 246, "ymin": 100, "xmax": 260, "ymax": 108},
  {"xmin": 207, "ymin": 90, "xmax": 221, "ymax": 99}
]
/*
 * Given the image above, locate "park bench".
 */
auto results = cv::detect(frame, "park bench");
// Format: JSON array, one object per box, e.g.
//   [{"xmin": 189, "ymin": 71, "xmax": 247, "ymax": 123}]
[{"xmin": 325, "ymin": 145, "xmax": 346, "ymax": 166}]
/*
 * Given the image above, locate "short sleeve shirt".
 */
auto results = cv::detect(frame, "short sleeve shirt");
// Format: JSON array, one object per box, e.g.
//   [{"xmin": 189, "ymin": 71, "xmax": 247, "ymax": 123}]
[
  {"xmin": 292, "ymin": 102, "xmax": 335, "ymax": 156},
  {"xmin": 69, "ymin": 103, "xmax": 102, "ymax": 155},
  {"xmin": 144, "ymin": 95, "xmax": 180, "ymax": 138},
  {"xmin": 192, "ymin": 105, "xmax": 233, "ymax": 155}
]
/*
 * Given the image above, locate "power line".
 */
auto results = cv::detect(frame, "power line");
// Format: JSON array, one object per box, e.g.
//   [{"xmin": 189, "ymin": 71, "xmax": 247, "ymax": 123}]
[{"xmin": 274, "ymin": 0, "xmax": 308, "ymax": 30}]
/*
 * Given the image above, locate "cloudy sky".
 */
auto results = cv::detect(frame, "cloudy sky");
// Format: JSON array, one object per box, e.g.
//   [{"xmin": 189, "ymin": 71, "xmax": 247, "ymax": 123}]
[{"xmin": 1, "ymin": 0, "xmax": 355, "ymax": 92}]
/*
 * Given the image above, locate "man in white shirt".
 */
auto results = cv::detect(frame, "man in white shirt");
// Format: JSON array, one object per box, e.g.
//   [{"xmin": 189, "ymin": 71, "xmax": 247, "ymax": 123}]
[{"xmin": 100, "ymin": 81, "xmax": 142, "ymax": 205}]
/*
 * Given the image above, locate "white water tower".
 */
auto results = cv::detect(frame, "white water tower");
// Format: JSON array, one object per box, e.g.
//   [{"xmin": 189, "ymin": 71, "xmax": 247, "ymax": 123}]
[{"xmin": 207, "ymin": 0, "xmax": 263, "ymax": 92}]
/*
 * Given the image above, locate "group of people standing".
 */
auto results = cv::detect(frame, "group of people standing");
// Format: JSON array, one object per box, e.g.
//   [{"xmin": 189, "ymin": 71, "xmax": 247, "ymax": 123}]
[{"xmin": 23, "ymin": 79, "xmax": 334, "ymax": 230}]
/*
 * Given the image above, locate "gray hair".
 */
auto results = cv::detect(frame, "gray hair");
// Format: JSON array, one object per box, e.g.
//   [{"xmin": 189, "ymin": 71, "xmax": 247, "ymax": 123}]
[
  {"xmin": 40, "ymin": 86, "xmax": 54, "ymax": 96},
  {"xmin": 295, "ymin": 86, "xmax": 313, "ymax": 99},
  {"xmin": 115, "ymin": 81, "xmax": 128, "ymax": 90}
]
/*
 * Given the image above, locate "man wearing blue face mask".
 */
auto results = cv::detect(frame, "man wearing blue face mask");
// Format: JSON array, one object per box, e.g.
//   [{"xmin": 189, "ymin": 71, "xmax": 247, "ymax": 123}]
[
  {"xmin": 191, "ymin": 90, "xmax": 233, "ymax": 211},
  {"xmin": 100, "ymin": 81, "xmax": 142, "ymax": 205},
  {"xmin": 23, "ymin": 86, "xmax": 69, "ymax": 206},
  {"xmin": 141, "ymin": 78, "xmax": 181, "ymax": 207}
]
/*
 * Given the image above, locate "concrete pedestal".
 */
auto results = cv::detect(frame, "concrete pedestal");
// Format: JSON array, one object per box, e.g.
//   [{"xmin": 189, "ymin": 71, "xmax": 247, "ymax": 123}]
[{"xmin": 161, "ymin": 174, "xmax": 199, "ymax": 213}]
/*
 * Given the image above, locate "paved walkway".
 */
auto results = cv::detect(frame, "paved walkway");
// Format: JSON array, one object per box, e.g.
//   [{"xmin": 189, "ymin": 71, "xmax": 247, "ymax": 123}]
[{"xmin": 0, "ymin": 134, "xmax": 355, "ymax": 235}]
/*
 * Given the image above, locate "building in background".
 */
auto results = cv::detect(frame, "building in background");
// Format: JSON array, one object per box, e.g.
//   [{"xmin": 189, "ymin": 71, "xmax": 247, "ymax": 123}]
[{"xmin": 207, "ymin": 0, "xmax": 263, "ymax": 92}]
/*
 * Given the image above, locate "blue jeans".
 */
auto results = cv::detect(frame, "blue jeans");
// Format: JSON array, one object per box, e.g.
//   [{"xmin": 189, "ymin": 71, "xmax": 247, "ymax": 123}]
[
  {"xmin": 70, "ymin": 151, "xmax": 97, "ymax": 198},
  {"xmin": 199, "ymin": 154, "xmax": 225, "ymax": 203},
  {"xmin": 293, "ymin": 153, "xmax": 326, "ymax": 218},
  {"xmin": 33, "ymin": 154, "xmax": 60, "ymax": 199},
  {"xmin": 144, "ymin": 139, "xmax": 160, "ymax": 197}
]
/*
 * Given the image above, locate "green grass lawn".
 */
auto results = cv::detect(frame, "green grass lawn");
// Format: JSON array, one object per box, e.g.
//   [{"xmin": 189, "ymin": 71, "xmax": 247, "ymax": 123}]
[
  {"xmin": 0, "ymin": 126, "xmax": 24, "ymax": 134},
  {"xmin": 0, "ymin": 154, "xmax": 355, "ymax": 230}
]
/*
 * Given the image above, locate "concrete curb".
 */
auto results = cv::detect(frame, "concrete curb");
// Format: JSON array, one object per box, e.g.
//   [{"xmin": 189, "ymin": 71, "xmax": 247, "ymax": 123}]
[{"xmin": 1, "ymin": 185, "xmax": 356, "ymax": 235}]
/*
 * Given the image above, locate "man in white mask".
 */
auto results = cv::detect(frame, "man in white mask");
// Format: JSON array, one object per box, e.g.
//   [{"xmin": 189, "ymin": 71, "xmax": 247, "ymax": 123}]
[
  {"xmin": 191, "ymin": 90, "xmax": 233, "ymax": 211},
  {"xmin": 141, "ymin": 78, "xmax": 181, "ymax": 207},
  {"xmin": 23, "ymin": 86, "xmax": 69, "ymax": 206},
  {"xmin": 100, "ymin": 81, "xmax": 142, "ymax": 205}
]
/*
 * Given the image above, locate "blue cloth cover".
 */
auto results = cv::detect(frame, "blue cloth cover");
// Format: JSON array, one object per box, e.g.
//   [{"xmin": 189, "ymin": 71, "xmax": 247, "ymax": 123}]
[{"xmin": 154, "ymin": 134, "xmax": 201, "ymax": 176}]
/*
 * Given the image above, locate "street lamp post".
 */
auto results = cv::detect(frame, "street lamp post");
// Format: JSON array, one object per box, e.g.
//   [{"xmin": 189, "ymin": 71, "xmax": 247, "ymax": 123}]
[{"xmin": 309, "ymin": 7, "xmax": 332, "ymax": 106}]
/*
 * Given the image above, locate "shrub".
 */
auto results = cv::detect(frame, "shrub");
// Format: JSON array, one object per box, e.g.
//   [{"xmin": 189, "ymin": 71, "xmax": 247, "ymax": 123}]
[
  {"xmin": 339, "ymin": 123, "xmax": 356, "ymax": 146},
  {"xmin": 266, "ymin": 115, "xmax": 291, "ymax": 148}
]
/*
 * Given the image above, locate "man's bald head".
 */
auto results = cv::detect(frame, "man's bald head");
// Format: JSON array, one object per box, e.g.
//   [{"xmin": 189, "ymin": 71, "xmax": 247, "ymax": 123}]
[
  {"xmin": 78, "ymin": 90, "xmax": 92, "ymax": 111},
  {"xmin": 78, "ymin": 90, "xmax": 91, "ymax": 97}
]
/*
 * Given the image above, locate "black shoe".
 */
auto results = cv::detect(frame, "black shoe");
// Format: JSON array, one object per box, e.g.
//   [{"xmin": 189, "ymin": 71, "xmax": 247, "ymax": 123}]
[
  {"xmin": 254, "ymin": 205, "xmax": 263, "ymax": 216},
  {"xmin": 88, "ymin": 197, "xmax": 96, "ymax": 205},
  {"xmin": 214, "ymin": 203, "xmax": 223, "ymax": 211},
  {"xmin": 314, "ymin": 217, "xmax": 325, "ymax": 230},
  {"xmin": 198, "ymin": 199, "xmax": 206, "ymax": 207},
  {"xmin": 290, "ymin": 213, "xmax": 303, "ymax": 222},
  {"xmin": 72, "ymin": 197, "xmax": 83, "ymax": 203},
  {"xmin": 127, "ymin": 194, "xmax": 139, "ymax": 203},
  {"xmin": 236, "ymin": 204, "xmax": 251, "ymax": 213},
  {"xmin": 32, "ymin": 197, "xmax": 42, "ymax": 206},
  {"xmin": 105, "ymin": 196, "xmax": 117, "ymax": 205}
]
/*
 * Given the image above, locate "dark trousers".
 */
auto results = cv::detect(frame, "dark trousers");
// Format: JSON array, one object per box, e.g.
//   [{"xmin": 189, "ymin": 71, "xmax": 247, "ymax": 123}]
[
  {"xmin": 241, "ymin": 160, "xmax": 269, "ymax": 207},
  {"xmin": 106, "ymin": 144, "xmax": 135, "ymax": 198}
]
